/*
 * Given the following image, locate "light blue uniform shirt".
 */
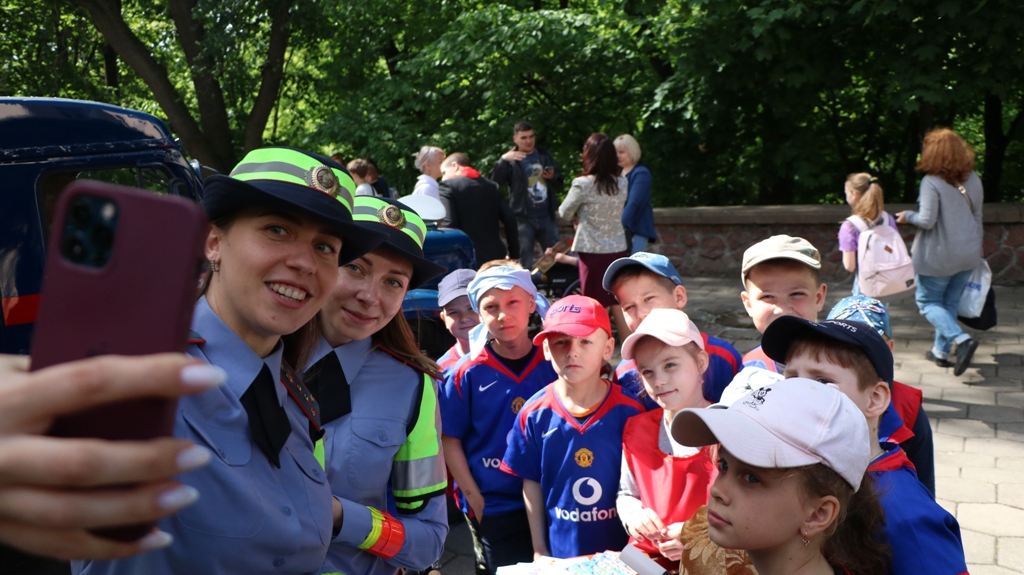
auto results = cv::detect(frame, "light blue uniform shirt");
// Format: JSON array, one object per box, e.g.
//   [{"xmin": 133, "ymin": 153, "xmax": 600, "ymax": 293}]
[
  {"xmin": 308, "ymin": 336, "xmax": 448, "ymax": 575},
  {"xmin": 75, "ymin": 297, "xmax": 334, "ymax": 575}
]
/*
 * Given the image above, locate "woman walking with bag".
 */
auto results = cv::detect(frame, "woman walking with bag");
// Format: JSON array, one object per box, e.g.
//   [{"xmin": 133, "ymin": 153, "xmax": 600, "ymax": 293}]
[{"xmin": 897, "ymin": 128, "xmax": 984, "ymax": 377}]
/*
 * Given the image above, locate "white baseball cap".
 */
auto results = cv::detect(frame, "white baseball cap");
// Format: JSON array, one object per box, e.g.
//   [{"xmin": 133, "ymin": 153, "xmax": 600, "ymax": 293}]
[
  {"xmin": 620, "ymin": 308, "xmax": 705, "ymax": 360},
  {"xmin": 670, "ymin": 378, "xmax": 870, "ymax": 490}
]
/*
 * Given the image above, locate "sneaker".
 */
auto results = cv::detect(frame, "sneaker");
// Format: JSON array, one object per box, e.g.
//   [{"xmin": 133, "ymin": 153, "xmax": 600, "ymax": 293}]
[
  {"xmin": 925, "ymin": 351, "xmax": 953, "ymax": 368},
  {"xmin": 954, "ymin": 338, "xmax": 979, "ymax": 376}
]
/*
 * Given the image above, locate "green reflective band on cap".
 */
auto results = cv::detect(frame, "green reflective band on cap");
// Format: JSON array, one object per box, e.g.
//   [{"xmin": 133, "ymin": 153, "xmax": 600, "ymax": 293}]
[
  {"xmin": 229, "ymin": 148, "xmax": 355, "ymax": 213},
  {"xmin": 352, "ymin": 197, "xmax": 427, "ymax": 249}
]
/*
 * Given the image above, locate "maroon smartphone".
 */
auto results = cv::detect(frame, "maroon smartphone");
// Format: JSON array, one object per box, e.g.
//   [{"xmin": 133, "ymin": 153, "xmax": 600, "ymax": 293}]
[{"xmin": 31, "ymin": 179, "xmax": 208, "ymax": 541}]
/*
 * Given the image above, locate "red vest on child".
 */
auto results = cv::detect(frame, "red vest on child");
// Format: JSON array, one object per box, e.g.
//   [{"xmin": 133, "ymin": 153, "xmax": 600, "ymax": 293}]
[{"xmin": 621, "ymin": 409, "xmax": 716, "ymax": 556}]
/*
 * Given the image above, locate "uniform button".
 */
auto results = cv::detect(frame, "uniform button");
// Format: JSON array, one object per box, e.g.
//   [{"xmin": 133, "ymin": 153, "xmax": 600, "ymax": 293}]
[
  {"xmin": 378, "ymin": 432, "xmax": 387, "ymax": 441},
  {"xmin": 312, "ymin": 467, "xmax": 321, "ymax": 478},
  {"xmin": 217, "ymin": 449, "xmax": 225, "ymax": 458},
  {"xmin": 281, "ymin": 506, "xmax": 292, "ymax": 516},
  {"xmin": 273, "ymin": 557, "xmax": 284, "ymax": 567}
]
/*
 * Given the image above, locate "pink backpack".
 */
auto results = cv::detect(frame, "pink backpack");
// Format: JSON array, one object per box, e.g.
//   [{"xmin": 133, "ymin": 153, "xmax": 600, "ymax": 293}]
[{"xmin": 848, "ymin": 212, "xmax": 916, "ymax": 297}]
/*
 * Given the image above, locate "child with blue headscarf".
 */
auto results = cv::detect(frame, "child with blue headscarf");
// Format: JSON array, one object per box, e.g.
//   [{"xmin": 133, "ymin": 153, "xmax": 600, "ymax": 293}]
[{"xmin": 439, "ymin": 266, "xmax": 556, "ymax": 575}]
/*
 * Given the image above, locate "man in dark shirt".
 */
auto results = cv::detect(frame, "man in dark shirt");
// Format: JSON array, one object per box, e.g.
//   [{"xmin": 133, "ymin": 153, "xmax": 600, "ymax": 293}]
[
  {"xmin": 488, "ymin": 121, "xmax": 562, "ymax": 269},
  {"xmin": 439, "ymin": 153, "xmax": 520, "ymax": 266}
]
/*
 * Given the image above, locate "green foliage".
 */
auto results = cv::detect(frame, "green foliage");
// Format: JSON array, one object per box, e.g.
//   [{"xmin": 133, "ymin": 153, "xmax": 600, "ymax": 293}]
[{"xmin": 3, "ymin": 0, "xmax": 1023, "ymax": 204}]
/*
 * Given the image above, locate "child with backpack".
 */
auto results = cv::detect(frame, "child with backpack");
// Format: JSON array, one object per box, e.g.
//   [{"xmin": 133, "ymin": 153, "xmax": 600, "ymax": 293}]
[{"xmin": 840, "ymin": 173, "xmax": 915, "ymax": 298}]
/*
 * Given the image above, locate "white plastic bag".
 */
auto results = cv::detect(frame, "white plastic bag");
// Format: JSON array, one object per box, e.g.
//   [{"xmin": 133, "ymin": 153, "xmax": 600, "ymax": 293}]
[{"xmin": 958, "ymin": 260, "xmax": 992, "ymax": 319}]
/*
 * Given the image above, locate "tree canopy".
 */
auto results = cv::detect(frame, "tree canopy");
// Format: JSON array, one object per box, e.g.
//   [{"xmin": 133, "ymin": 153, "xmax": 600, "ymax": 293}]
[{"xmin": 2, "ymin": 0, "xmax": 1022, "ymax": 205}]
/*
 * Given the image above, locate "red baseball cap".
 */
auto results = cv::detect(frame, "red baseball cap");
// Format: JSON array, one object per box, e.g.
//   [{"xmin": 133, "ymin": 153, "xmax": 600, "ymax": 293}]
[{"xmin": 532, "ymin": 295, "xmax": 612, "ymax": 345}]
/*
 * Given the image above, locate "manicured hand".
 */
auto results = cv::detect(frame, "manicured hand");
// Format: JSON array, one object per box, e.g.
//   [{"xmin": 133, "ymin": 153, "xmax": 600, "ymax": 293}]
[{"xmin": 0, "ymin": 353, "xmax": 225, "ymax": 560}]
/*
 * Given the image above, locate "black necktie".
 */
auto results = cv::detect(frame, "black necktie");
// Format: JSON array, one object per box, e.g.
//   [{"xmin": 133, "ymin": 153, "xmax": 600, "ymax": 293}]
[
  {"xmin": 305, "ymin": 351, "xmax": 352, "ymax": 426},
  {"xmin": 240, "ymin": 364, "xmax": 291, "ymax": 468}
]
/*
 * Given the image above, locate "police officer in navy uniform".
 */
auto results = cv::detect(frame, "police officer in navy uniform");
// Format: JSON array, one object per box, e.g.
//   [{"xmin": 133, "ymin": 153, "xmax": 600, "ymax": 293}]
[
  {"xmin": 306, "ymin": 196, "xmax": 449, "ymax": 575},
  {"xmin": 75, "ymin": 147, "xmax": 386, "ymax": 575}
]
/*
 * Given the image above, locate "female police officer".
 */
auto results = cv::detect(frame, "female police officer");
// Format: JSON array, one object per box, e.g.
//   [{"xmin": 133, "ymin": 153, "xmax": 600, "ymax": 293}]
[
  {"xmin": 305, "ymin": 196, "xmax": 449, "ymax": 575},
  {"xmin": 76, "ymin": 147, "xmax": 385, "ymax": 575}
]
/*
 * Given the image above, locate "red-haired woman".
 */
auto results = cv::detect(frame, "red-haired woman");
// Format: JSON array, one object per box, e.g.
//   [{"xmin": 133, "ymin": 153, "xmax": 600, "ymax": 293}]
[
  {"xmin": 558, "ymin": 133, "xmax": 629, "ymax": 337},
  {"xmin": 897, "ymin": 128, "xmax": 984, "ymax": 376}
]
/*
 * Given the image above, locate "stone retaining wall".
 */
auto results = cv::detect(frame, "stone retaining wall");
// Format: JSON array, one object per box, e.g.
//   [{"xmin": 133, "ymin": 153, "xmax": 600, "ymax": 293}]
[{"xmin": 559, "ymin": 203, "xmax": 1024, "ymax": 285}]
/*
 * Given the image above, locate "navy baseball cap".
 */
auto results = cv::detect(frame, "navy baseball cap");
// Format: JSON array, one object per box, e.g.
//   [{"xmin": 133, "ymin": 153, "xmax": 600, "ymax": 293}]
[
  {"xmin": 602, "ymin": 252, "xmax": 683, "ymax": 291},
  {"xmin": 438, "ymin": 269, "xmax": 476, "ymax": 307},
  {"xmin": 761, "ymin": 316, "xmax": 894, "ymax": 385},
  {"xmin": 828, "ymin": 296, "xmax": 892, "ymax": 339}
]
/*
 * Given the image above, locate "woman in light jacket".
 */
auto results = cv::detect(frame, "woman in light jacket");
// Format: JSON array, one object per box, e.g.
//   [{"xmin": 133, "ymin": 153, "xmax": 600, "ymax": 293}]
[
  {"xmin": 558, "ymin": 132, "xmax": 629, "ymax": 336},
  {"xmin": 897, "ymin": 128, "xmax": 984, "ymax": 377}
]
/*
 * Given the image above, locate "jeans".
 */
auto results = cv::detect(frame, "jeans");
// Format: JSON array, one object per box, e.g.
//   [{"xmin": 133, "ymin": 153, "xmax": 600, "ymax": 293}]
[
  {"xmin": 630, "ymin": 234, "xmax": 649, "ymax": 254},
  {"xmin": 915, "ymin": 269, "xmax": 973, "ymax": 357},
  {"xmin": 517, "ymin": 216, "xmax": 559, "ymax": 270}
]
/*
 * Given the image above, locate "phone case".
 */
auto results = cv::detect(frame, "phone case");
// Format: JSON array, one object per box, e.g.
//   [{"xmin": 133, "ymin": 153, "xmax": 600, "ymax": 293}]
[{"xmin": 30, "ymin": 180, "xmax": 208, "ymax": 541}]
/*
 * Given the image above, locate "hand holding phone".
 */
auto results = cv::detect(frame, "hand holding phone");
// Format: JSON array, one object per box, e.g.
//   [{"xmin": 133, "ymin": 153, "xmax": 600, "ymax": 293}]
[{"xmin": 31, "ymin": 180, "xmax": 209, "ymax": 541}]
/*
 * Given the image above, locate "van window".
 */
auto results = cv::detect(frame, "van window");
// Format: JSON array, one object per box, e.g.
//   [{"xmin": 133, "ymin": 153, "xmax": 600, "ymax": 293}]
[{"xmin": 37, "ymin": 166, "xmax": 171, "ymax": 228}]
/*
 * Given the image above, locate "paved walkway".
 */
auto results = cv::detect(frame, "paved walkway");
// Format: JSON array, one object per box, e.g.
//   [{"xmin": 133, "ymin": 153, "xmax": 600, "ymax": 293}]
[{"xmin": 436, "ymin": 277, "xmax": 1024, "ymax": 574}]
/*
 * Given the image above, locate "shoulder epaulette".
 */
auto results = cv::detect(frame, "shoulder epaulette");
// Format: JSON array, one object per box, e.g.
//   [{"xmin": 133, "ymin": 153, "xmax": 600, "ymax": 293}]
[
  {"xmin": 188, "ymin": 330, "xmax": 206, "ymax": 345},
  {"xmin": 375, "ymin": 345, "xmax": 442, "ymax": 381}
]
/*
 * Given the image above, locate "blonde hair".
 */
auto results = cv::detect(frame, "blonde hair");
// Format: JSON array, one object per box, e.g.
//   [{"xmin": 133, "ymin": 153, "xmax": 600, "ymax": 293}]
[
  {"xmin": 414, "ymin": 146, "xmax": 445, "ymax": 173},
  {"xmin": 613, "ymin": 134, "xmax": 641, "ymax": 165},
  {"xmin": 846, "ymin": 173, "xmax": 884, "ymax": 222},
  {"xmin": 478, "ymin": 258, "xmax": 522, "ymax": 272}
]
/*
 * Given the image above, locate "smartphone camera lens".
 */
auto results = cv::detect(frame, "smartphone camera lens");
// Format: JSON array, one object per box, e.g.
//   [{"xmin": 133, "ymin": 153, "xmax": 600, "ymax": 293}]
[
  {"xmin": 69, "ymin": 199, "xmax": 93, "ymax": 227},
  {"xmin": 61, "ymin": 233, "xmax": 89, "ymax": 264}
]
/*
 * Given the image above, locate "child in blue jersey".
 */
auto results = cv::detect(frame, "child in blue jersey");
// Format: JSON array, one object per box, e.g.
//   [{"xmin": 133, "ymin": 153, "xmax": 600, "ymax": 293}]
[
  {"xmin": 502, "ymin": 295, "xmax": 643, "ymax": 559},
  {"xmin": 601, "ymin": 252, "xmax": 741, "ymax": 405},
  {"xmin": 436, "ymin": 269, "xmax": 479, "ymax": 376},
  {"xmin": 439, "ymin": 266, "xmax": 557, "ymax": 575},
  {"xmin": 764, "ymin": 316, "xmax": 969, "ymax": 575}
]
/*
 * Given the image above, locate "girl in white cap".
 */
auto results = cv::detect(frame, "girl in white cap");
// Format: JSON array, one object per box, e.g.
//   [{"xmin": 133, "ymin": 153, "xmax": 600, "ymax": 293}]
[{"xmin": 671, "ymin": 378, "xmax": 890, "ymax": 575}]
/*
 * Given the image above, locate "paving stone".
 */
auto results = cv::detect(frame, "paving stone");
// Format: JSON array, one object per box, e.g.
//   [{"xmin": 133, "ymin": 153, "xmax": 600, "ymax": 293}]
[
  {"xmin": 966, "ymin": 564, "xmax": 1024, "ymax": 575},
  {"xmin": 966, "ymin": 437, "xmax": 1024, "ymax": 457},
  {"xmin": 933, "ymin": 433, "xmax": 967, "ymax": 452},
  {"xmin": 997, "ymin": 537, "xmax": 1024, "ymax": 572},
  {"xmin": 997, "ymin": 423, "xmax": 1024, "ymax": 442},
  {"xmin": 970, "ymin": 405, "xmax": 1024, "ymax": 424},
  {"xmin": 939, "ymin": 418, "xmax": 997, "ymax": 438},
  {"xmin": 944, "ymin": 387, "xmax": 999, "ymax": 404},
  {"xmin": 936, "ymin": 463, "xmax": 962, "ymax": 478},
  {"xmin": 998, "ymin": 484, "xmax": 1024, "ymax": 510},
  {"xmin": 938, "ymin": 477, "xmax": 997, "ymax": 503},
  {"xmin": 998, "ymin": 393, "xmax": 1024, "ymax": 409},
  {"xmin": 961, "ymin": 529, "xmax": 996, "ymax": 565},
  {"xmin": 962, "ymin": 467, "xmax": 1024, "ymax": 485},
  {"xmin": 997, "ymin": 457, "xmax": 1024, "ymax": 471},
  {"xmin": 927, "ymin": 401, "xmax": 970, "ymax": 419},
  {"xmin": 958, "ymin": 504, "xmax": 1024, "ymax": 536},
  {"xmin": 938, "ymin": 451, "xmax": 996, "ymax": 468},
  {"xmin": 974, "ymin": 378, "xmax": 1024, "ymax": 392},
  {"xmin": 918, "ymin": 385, "xmax": 945, "ymax": 400},
  {"xmin": 893, "ymin": 370, "xmax": 923, "ymax": 385}
]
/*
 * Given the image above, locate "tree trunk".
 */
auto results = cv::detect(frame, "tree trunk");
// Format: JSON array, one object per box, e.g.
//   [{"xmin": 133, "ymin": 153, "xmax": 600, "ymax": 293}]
[
  {"xmin": 243, "ymin": 0, "xmax": 292, "ymax": 153},
  {"xmin": 77, "ymin": 0, "xmax": 232, "ymax": 171}
]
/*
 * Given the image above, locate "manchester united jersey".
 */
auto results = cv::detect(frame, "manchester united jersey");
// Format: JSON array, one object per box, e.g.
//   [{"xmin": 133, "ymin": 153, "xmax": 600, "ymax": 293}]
[{"xmin": 501, "ymin": 382, "xmax": 643, "ymax": 558}]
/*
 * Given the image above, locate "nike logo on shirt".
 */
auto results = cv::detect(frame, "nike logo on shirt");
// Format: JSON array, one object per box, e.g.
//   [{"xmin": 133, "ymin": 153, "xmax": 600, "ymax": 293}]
[{"xmin": 478, "ymin": 380, "xmax": 498, "ymax": 392}]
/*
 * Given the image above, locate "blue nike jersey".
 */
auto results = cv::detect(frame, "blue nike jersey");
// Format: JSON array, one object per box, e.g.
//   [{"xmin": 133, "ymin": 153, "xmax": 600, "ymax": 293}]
[
  {"xmin": 615, "ymin": 332, "xmax": 741, "ymax": 407},
  {"xmin": 440, "ymin": 344, "xmax": 557, "ymax": 516},
  {"xmin": 501, "ymin": 383, "xmax": 643, "ymax": 558}
]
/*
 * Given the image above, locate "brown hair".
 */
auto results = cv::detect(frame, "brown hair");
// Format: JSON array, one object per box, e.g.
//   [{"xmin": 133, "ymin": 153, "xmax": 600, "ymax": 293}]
[
  {"xmin": 442, "ymin": 152, "xmax": 471, "ymax": 170},
  {"xmin": 199, "ymin": 211, "xmax": 322, "ymax": 370},
  {"xmin": 800, "ymin": 465, "xmax": 890, "ymax": 575},
  {"xmin": 785, "ymin": 337, "xmax": 881, "ymax": 392},
  {"xmin": 608, "ymin": 265, "xmax": 678, "ymax": 295},
  {"xmin": 372, "ymin": 311, "xmax": 440, "ymax": 377},
  {"xmin": 915, "ymin": 128, "xmax": 975, "ymax": 186},
  {"xmin": 581, "ymin": 133, "xmax": 621, "ymax": 196},
  {"xmin": 346, "ymin": 158, "xmax": 378, "ymax": 181},
  {"xmin": 847, "ymin": 173, "xmax": 885, "ymax": 223},
  {"xmin": 744, "ymin": 258, "xmax": 821, "ymax": 289},
  {"xmin": 478, "ymin": 258, "xmax": 523, "ymax": 272}
]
